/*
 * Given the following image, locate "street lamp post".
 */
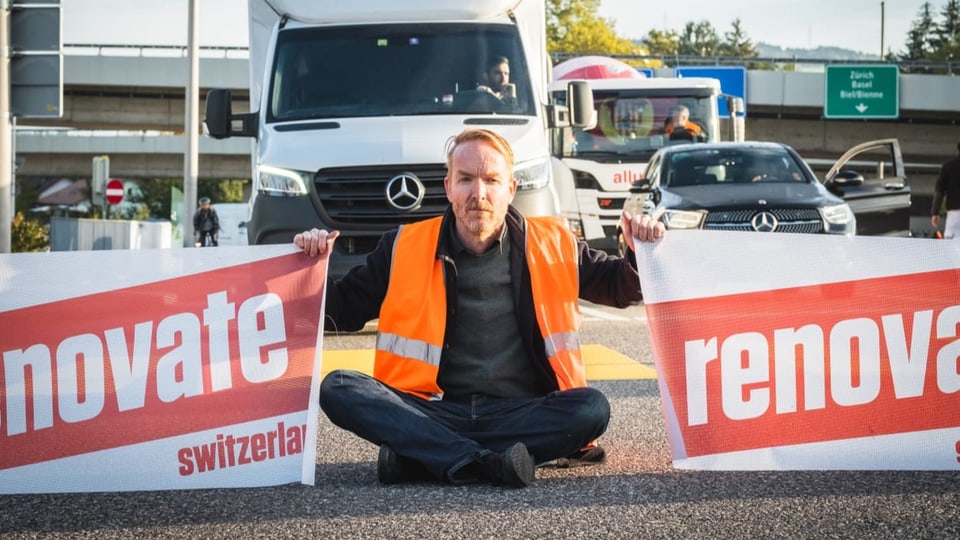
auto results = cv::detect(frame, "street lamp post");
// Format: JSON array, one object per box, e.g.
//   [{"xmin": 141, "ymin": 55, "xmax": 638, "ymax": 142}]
[{"xmin": 880, "ymin": 1, "xmax": 886, "ymax": 60}]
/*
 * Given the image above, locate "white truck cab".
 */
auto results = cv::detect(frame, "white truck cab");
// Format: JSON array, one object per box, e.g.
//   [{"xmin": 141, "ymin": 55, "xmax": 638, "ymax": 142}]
[
  {"xmin": 549, "ymin": 76, "xmax": 729, "ymax": 252},
  {"xmin": 204, "ymin": 0, "xmax": 593, "ymax": 277}
]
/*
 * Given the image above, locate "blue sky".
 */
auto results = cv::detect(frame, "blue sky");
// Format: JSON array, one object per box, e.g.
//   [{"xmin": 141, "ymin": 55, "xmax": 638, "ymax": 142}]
[{"xmin": 62, "ymin": 0, "xmax": 926, "ymax": 55}]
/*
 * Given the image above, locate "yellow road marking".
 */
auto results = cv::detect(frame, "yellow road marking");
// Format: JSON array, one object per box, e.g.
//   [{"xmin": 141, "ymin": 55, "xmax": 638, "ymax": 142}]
[
  {"xmin": 321, "ymin": 345, "xmax": 656, "ymax": 381},
  {"xmin": 322, "ymin": 349, "xmax": 375, "ymax": 377},
  {"xmin": 582, "ymin": 344, "xmax": 658, "ymax": 380}
]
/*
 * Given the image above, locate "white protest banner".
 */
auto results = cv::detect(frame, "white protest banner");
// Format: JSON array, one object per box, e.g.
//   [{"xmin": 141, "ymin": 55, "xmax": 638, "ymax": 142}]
[
  {"xmin": 0, "ymin": 245, "xmax": 326, "ymax": 493},
  {"xmin": 634, "ymin": 230, "xmax": 960, "ymax": 470}
]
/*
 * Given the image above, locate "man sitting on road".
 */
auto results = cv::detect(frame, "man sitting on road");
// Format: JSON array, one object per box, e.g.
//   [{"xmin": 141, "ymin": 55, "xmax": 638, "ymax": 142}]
[{"xmin": 295, "ymin": 128, "xmax": 664, "ymax": 488}]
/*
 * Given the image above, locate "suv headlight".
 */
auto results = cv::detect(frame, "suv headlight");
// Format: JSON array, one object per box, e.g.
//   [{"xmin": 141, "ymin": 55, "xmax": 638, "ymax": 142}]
[
  {"xmin": 821, "ymin": 203, "xmax": 856, "ymax": 235},
  {"xmin": 257, "ymin": 165, "xmax": 310, "ymax": 197},
  {"xmin": 513, "ymin": 158, "xmax": 551, "ymax": 191},
  {"xmin": 821, "ymin": 203, "xmax": 853, "ymax": 225},
  {"xmin": 660, "ymin": 209, "xmax": 705, "ymax": 229}
]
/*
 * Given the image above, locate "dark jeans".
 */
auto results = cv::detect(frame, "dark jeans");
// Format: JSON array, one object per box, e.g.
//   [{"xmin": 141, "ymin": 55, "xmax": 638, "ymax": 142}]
[
  {"xmin": 319, "ymin": 369, "xmax": 610, "ymax": 481},
  {"xmin": 196, "ymin": 230, "xmax": 218, "ymax": 247}
]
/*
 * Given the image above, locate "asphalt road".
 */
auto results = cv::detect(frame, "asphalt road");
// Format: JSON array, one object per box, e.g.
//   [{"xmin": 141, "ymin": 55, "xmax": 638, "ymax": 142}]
[{"xmin": 2, "ymin": 306, "xmax": 958, "ymax": 539}]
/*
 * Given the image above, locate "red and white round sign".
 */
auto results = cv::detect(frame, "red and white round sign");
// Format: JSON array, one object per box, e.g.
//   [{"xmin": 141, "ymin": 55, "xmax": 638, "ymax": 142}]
[{"xmin": 106, "ymin": 178, "xmax": 124, "ymax": 205}]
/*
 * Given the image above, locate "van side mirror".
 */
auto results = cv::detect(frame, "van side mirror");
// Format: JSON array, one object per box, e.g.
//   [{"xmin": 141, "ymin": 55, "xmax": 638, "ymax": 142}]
[
  {"xmin": 204, "ymin": 89, "xmax": 259, "ymax": 139},
  {"xmin": 567, "ymin": 81, "xmax": 595, "ymax": 129},
  {"xmin": 724, "ymin": 95, "xmax": 745, "ymax": 142}
]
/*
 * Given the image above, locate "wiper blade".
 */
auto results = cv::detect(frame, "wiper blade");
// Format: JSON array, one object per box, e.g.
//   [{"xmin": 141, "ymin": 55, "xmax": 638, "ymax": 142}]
[{"xmin": 575, "ymin": 149, "xmax": 650, "ymax": 158}]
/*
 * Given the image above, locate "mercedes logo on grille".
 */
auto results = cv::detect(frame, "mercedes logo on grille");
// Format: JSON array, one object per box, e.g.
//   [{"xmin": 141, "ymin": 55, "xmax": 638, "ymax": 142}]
[
  {"xmin": 385, "ymin": 173, "xmax": 426, "ymax": 211},
  {"xmin": 751, "ymin": 211, "xmax": 779, "ymax": 232}
]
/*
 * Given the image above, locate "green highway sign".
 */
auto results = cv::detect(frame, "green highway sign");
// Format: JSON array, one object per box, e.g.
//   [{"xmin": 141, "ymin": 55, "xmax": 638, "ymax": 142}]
[{"xmin": 824, "ymin": 65, "xmax": 899, "ymax": 119}]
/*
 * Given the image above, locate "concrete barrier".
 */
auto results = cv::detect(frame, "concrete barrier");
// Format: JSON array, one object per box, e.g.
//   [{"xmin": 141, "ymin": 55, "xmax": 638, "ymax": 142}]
[{"xmin": 50, "ymin": 217, "xmax": 173, "ymax": 251}]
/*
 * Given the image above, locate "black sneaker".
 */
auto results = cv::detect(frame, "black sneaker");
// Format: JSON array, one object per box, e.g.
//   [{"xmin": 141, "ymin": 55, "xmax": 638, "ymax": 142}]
[
  {"xmin": 481, "ymin": 442, "xmax": 535, "ymax": 488},
  {"xmin": 377, "ymin": 445, "xmax": 433, "ymax": 485}
]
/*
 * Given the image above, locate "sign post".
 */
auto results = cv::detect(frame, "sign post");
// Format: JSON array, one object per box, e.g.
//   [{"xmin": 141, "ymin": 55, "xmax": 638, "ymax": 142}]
[
  {"xmin": 824, "ymin": 65, "xmax": 899, "ymax": 119},
  {"xmin": 2, "ymin": 0, "xmax": 62, "ymax": 252}
]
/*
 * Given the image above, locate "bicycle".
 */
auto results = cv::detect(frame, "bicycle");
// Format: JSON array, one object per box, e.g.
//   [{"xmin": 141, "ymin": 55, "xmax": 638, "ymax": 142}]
[{"xmin": 195, "ymin": 231, "xmax": 219, "ymax": 247}]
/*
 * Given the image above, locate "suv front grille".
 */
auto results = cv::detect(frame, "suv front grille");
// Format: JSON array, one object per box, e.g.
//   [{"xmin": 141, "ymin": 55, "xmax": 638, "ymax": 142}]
[
  {"xmin": 314, "ymin": 165, "xmax": 448, "ymax": 227},
  {"xmin": 703, "ymin": 208, "xmax": 824, "ymax": 233}
]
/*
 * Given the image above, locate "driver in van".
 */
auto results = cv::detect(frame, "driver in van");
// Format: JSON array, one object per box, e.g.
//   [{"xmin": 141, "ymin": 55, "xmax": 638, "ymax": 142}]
[
  {"xmin": 662, "ymin": 105, "xmax": 704, "ymax": 140},
  {"xmin": 476, "ymin": 55, "xmax": 517, "ymax": 104}
]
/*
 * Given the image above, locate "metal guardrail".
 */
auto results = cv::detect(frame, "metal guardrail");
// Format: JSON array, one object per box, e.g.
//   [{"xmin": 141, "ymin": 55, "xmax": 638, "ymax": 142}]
[
  {"xmin": 64, "ymin": 46, "xmax": 956, "ymax": 73},
  {"xmin": 64, "ymin": 43, "xmax": 249, "ymax": 59},
  {"xmin": 549, "ymin": 53, "xmax": 958, "ymax": 74}
]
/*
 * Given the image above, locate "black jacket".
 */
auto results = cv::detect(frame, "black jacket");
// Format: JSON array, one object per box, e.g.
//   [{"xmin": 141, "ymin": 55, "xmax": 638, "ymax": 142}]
[
  {"xmin": 932, "ymin": 154, "xmax": 960, "ymax": 214},
  {"xmin": 193, "ymin": 208, "xmax": 220, "ymax": 232},
  {"xmin": 322, "ymin": 206, "xmax": 644, "ymax": 392}
]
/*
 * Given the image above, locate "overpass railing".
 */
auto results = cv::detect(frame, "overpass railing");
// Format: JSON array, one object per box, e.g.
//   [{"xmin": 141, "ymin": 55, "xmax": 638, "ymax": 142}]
[
  {"xmin": 65, "ymin": 45, "xmax": 956, "ymax": 74},
  {"xmin": 549, "ymin": 53, "xmax": 958, "ymax": 75},
  {"xmin": 64, "ymin": 44, "xmax": 249, "ymax": 59}
]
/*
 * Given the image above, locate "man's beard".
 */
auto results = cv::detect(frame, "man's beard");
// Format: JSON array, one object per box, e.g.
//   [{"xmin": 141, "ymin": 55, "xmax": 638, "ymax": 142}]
[{"xmin": 458, "ymin": 200, "xmax": 498, "ymax": 234}]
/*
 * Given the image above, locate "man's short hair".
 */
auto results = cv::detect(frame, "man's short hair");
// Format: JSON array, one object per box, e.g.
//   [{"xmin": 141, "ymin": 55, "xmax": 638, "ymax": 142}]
[
  {"xmin": 445, "ymin": 128, "xmax": 515, "ymax": 171},
  {"xmin": 487, "ymin": 55, "xmax": 510, "ymax": 70}
]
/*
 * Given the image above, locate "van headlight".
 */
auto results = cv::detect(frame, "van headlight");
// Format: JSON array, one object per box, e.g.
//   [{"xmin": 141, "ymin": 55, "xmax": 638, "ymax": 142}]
[
  {"xmin": 513, "ymin": 158, "xmax": 550, "ymax": 191},
  {"xmin": 257, "ymin": 165, "xmax": 310, "ymax": 197}
]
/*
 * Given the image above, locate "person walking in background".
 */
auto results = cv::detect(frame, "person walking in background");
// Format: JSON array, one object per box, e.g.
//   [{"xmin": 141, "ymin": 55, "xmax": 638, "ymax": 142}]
[
  {"xmin": 295, "ymin": 128, "xmax": 664, "ymax": 488},
  {"xmin": 931, "ymin": 140, "xmax": 960, "ymax": 239},
  {"xmin": 193, "ymin": 196, "xmax": 221, "ymax": 247}
]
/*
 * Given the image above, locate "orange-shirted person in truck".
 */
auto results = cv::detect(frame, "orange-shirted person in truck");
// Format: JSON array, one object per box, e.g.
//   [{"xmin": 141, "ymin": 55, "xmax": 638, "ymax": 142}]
[{"xmin": 661, "ymin": 104, "xmax": 704, "ymax": 141}]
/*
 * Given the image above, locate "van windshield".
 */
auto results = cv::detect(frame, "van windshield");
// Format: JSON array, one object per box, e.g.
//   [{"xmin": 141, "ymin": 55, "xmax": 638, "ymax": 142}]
[
  {"xmin": 555, "ymin": 90, "xmax": 719, "ymax": 161},
  {"xmin": 268, "ymin": 23, "xmax": 536, "ymax": 122}
]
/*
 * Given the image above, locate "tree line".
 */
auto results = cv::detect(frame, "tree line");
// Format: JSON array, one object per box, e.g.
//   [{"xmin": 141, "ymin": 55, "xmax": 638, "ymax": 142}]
[
  {"xmin": 548, "ymin": 0, "xmax": 960, "ymax": 65},
  {"xmin": 900, "ymin": 0, "xmax": 960, "ymax": 64}
]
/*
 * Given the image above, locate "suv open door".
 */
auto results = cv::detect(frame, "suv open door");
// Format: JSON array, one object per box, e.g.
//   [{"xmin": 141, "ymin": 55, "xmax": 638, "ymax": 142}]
[{"xmin": 824, "ymin": 139, "xmax": 911, "ymax": 236}]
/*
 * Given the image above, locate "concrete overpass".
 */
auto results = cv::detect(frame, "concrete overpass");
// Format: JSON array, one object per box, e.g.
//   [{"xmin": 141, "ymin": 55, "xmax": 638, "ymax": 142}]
[{"xmin": 14, "ymin": 45, "xmax": 960, "ymax": 182}]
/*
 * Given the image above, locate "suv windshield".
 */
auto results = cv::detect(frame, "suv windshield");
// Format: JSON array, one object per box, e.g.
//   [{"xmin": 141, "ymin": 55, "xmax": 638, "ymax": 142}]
[
  {"xmin": 555, "ymin": 90, "xmax": 719, "ymax": 161},
  {"xmin": 665, "ymin": 147, "xmax": 811, "ymax": 187},
  {"xmin": 268, "ymin": 23, "xmax": 536, "ymax": 121}
]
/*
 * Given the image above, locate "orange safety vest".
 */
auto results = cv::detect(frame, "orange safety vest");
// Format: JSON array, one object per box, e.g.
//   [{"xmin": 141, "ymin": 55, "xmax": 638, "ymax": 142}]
[
  {"xmin": 664, "ymin": 120, "xmax": 703, "ymax": 137},
  {"xmin": 374, "ymin": 216, "xmax": 584, "ymax": 399}
]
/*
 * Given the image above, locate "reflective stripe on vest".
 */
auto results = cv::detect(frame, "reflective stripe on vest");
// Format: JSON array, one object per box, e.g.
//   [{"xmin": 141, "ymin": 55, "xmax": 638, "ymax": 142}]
[
  {"xmin": 524, "ymin": 217, "xmax": 585, "ymax": 390},
  {"xmin": 374, "ymin": 218, "xmax": 446, "ymax": 400}
]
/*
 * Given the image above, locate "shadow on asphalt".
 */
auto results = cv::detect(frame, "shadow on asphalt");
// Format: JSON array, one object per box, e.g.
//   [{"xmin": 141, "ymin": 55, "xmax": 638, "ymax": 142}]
[
  {"xmin": 2, "ymin": 384, "xmax": 958, "ymax": 536},
  {"xmin": 3, "ymin": 460, "xmax": 959, "ymax": 535}
]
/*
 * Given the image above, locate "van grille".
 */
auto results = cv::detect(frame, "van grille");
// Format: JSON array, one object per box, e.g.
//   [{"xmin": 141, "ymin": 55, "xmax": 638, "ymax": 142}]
[{"xmin": 313, "ymin": 165, "xmax": 448, "ymax": 227}]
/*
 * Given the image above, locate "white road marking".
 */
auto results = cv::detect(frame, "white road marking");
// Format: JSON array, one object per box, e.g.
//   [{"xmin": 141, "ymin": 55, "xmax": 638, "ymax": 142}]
[
  {"xmin": 579, "ymin": 304, "xmax": 628, "ymax": 321},
  {"xmin": 579, "ymin": 304, "xmax": 647, "ymax": 323}
]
